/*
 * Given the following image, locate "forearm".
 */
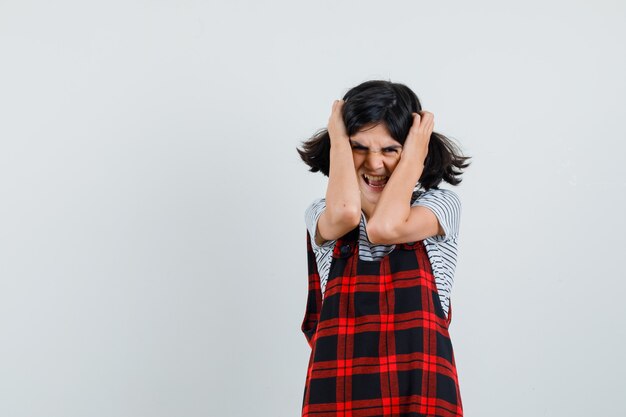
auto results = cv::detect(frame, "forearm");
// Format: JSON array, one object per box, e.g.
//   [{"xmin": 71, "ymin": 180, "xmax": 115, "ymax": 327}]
[
  {"xmin": 325, "ymin": 139, "xmax": 361, "ymax": 222},
  {"xmin": 368, "ymin": 156, "xmax": 424, "ymax": 235}
]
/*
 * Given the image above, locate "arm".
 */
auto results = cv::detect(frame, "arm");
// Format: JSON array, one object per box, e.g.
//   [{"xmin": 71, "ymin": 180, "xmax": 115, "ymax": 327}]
[
  {"xmin": 316, "ymin": 100, "xmax": 361, "ymax": 244},
  {"xmin": 367, "ymin": 112, "xmax": 441, "ymax": 244}
]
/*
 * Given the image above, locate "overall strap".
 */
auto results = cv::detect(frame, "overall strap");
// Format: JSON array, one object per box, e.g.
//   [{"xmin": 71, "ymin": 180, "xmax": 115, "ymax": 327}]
[
  {"xmin": 397, "ymin": 237, "xmax": 454, "ymax": 327},
  {"xmin": 301, "ymin": 229, "xmax": 323, "ymax": 348}
]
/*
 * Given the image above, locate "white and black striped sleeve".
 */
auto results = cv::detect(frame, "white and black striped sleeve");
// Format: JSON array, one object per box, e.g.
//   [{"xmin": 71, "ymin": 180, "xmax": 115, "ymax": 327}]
[
  {"xmin": 304, "ymin": 198, "xmax": 336, "ymax": 296},
  {"xmin": 304, "ymin": 198, "xmax": 336, "ymax": 251},
  {"xmin": 412, "ymin": 189, "xmax": 461, "ymax": 242}
]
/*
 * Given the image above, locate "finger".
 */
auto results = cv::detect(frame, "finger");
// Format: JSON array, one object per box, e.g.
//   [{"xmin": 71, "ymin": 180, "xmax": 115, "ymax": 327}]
[
  {"xmin": 418, "ymin": 111, "xmax": 433, "ymax": 122},
  {"xmin": 422, "ymin": 113, "xmax": 435, "ymax": 129},
  {"xmin": 418, "ymin": 112, "xmax": 434, "ymax": 132},
  {"xmin": 408, "ymin": 113, "xmax": 421, "ymax": 135},
  {"xmin": 330, "ymin": 101, "xmax": 341, "ymax": 122},
  {"xmin": 328, "ymin": 100, "xmax": 348, "ymax": 137},
  {"xmin": 424, "ymin": 113, "xmax": 435, "ymax": 130},
  {"xmin": 408, "ymin": 113, "xmax": 433, "ymax": 140},
  {"xmin": 332, "ymin": 99, "xmax": 344, "ymax": 115}
]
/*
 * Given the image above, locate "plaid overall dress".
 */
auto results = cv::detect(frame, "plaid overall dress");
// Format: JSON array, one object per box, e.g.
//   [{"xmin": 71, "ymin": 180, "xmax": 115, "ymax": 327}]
[{"xmin": 301, "ymin": 225, "xmax": 463, "ymax": 417}]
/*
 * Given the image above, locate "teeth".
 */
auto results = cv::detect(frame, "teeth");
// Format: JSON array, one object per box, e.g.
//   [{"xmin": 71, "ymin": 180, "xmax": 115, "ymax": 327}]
[{"xmin": 363, "ymin": 174, "xmax": 388, "ymax": 181}]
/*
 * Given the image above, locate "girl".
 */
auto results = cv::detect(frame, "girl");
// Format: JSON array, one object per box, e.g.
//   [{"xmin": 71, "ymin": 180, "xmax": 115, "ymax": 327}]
[{"xmin": 296, "ymin": 80, "xmax": 471, "ymax": 417}]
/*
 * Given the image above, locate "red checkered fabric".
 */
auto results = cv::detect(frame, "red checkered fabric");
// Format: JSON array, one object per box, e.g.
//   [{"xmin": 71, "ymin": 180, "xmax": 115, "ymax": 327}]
[{"xmin": 301, "ymin": 226, "xmax": 463, "ymax": 417}]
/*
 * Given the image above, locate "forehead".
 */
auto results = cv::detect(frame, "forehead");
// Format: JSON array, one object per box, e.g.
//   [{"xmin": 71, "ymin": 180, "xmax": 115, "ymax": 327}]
[{"xmin": 350, "ymin": 123, "xmax": 401, "ymax": 147}]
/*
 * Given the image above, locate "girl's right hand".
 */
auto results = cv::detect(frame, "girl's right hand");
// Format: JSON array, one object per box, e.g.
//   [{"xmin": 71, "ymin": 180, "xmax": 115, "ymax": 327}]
[{"xmin": 327, "ymin": 100, "xmax": 349, "ymax": 144}]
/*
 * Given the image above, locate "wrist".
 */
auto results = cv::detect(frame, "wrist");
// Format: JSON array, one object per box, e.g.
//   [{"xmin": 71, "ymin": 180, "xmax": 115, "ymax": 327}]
[
  {"xmin": 399, "ymin": 153, "xmax": 424, "ymax": 167},
  {"xmin": 330, "ymin": 135, "xmax": 351, "ymax": 148}
]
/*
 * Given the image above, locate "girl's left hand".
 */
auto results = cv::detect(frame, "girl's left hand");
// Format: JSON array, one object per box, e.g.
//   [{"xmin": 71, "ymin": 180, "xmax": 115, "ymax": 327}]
[{"xmin": 402, "ymin": 111, "xmax": 434, "ymax": 165}]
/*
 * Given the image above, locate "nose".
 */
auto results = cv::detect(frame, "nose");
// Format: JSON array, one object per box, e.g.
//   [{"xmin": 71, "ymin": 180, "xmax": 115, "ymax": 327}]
[{"xmin": 365, "ymin": 151, "xmax": 385, "ymax": 171}]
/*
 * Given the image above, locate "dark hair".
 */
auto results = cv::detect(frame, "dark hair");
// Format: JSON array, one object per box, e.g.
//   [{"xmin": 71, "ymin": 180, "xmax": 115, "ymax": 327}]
[{"xmin": 296, "ymin": 80, "xmax": 471, "ymax": 190}]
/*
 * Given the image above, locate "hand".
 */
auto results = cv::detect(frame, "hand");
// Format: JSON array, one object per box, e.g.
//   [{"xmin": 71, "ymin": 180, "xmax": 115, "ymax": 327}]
[
  {"xmin": 402, "ymin": 111, "xmax": 434, "ymax": 165},
  {"xmin": 327, "ymin": 100, "xmax": 349, "ymax": 144}
]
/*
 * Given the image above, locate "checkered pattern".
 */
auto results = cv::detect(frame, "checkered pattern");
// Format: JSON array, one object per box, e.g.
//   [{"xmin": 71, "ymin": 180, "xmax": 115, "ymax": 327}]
[{"xmin": 301, "ymin": 226, "xmax": 463, "ymax": 417}]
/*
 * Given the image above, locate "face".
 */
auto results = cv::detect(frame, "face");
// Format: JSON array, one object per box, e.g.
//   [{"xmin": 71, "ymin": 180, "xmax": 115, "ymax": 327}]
[{"xmin": 350, "ymin": 123, "xmax": 403, "ymax": 209}]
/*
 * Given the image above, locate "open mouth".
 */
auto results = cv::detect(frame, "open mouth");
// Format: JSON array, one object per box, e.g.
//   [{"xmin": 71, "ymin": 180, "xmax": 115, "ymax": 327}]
[{"xmin": 362, "ymin": 173, "xmax": 389, "ymax": 189}]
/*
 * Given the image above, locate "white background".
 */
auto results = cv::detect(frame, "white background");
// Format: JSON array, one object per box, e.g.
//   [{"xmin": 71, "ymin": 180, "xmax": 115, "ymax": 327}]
[{"xmin": 1, "ymin": 1, "xmax": 625, "ymax": 416}]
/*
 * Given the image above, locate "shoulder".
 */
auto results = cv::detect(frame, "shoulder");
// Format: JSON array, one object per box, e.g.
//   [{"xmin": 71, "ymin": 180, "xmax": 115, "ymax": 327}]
[
  {"xmin": 304, "ymin": 198, "xmax": 335, "ymax": 250},
  {"xmin": 304, "ymin": 198, "xmax": 326, "ymax": 229},
  {"xmin": 411, "ymin": 188, "xmax": 462, "ymax": 239},
  {"xmin": 412, "ymin": 188, "xmax": 461, "ymax": 211}
]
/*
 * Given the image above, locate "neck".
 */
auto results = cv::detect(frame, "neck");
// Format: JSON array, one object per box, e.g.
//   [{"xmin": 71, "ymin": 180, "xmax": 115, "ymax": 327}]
[{"xmin": 361, "ymin": 204, "xmax": 374, "ymax": 223}]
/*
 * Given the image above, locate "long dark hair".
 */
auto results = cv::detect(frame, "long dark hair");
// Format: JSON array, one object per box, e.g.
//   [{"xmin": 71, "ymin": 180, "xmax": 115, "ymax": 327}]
[{"xmin": 296, "ymin": 80, "xmax": 471, "ymax": 190}]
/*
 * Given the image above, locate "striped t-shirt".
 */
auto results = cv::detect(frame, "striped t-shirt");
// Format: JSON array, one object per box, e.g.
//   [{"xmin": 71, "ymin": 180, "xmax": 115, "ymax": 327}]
[{"xmin": 304, "ymin": 187, "xmax": 461, "ymax": 318}]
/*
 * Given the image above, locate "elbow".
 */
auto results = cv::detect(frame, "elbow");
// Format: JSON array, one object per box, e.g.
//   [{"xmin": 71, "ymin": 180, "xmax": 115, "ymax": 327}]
[
  {"xmin": 328, "ymin": 204, "xmax": 361, "ymax": 229},
  {"xmin": 366, "ymin": 220, "xmax": 396, "ymax": 245}
]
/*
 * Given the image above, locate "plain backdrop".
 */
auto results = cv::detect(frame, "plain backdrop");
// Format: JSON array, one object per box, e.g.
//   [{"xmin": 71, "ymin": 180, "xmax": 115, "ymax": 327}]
[{"xmin": 1, "ymin": 1, "xmax": 625, "ymax": 416}]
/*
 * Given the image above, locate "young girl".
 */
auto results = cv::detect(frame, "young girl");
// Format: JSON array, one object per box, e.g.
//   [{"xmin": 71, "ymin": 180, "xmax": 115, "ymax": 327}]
[{"xmin": 296, "ymin": 80, "xmax": 471, "ymax": 417}]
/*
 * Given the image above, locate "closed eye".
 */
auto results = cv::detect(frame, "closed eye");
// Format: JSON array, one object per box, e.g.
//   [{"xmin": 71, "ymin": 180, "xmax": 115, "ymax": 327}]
[
  {"xmin": 350, "ymin": 139, "xmax": 402, "ymax": 157},
  {"xmin": 351, "ymin": 145, "xmax": 368, "ymax": 153}
]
